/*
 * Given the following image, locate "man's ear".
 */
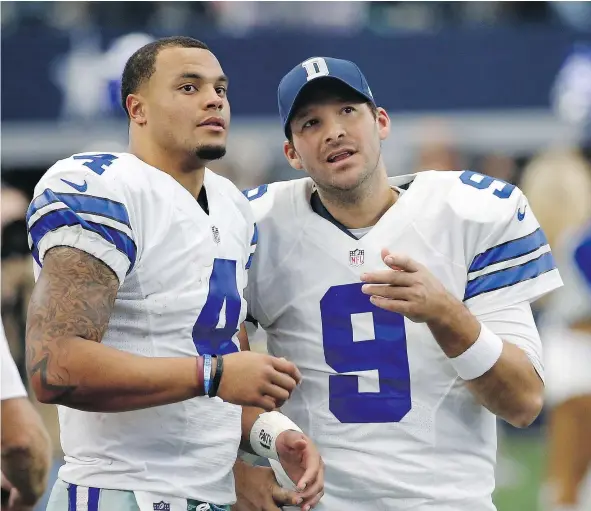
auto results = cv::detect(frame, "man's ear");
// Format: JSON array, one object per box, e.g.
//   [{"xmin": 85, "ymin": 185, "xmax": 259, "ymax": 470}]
[{"xmin": 283, "ymin": 140, "xmax": 304, "ymax": 171}]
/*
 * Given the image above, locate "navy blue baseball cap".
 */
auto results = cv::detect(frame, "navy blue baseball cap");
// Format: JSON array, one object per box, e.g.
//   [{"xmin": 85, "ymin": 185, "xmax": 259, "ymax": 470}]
[{"xmin": 278, "ymin": 56, "xmax": 375, "ymax": 136}]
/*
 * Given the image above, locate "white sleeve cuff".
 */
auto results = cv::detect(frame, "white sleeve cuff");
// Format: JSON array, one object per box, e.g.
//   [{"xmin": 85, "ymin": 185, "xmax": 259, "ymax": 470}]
[{"xmin": 37, "ymin": 225, "xmax": 130, "ymax": 285}]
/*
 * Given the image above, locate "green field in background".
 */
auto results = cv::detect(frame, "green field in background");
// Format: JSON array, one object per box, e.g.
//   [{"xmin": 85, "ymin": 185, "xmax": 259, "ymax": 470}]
[{"xmin": 494, "ymin": 434, "xmax": 545, "ymax": 511}]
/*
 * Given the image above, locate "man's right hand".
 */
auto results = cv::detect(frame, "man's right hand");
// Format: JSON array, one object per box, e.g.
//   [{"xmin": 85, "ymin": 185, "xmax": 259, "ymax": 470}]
[{"xmin": 218, "ymin": 352, "xmax": 301, "ymax": 410}]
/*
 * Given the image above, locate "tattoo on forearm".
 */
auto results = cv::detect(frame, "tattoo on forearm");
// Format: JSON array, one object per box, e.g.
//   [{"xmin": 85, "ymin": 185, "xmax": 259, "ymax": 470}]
[{"xmin": 25, "ymin": 246, "xmax": 119, "ymax": 402}]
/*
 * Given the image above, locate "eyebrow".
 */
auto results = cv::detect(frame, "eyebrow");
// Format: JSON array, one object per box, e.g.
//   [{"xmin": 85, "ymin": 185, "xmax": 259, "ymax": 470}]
[
  {"xmin": 179, "ymin": 72, "xmax": 229, "ymax": 84},
  {"xmin": 292, "ymin": 108, "xmax": 312, "ymax": 123},
  {"xmin": 293, "ymin": 96, "xmax": 364, "ymax": 122}
]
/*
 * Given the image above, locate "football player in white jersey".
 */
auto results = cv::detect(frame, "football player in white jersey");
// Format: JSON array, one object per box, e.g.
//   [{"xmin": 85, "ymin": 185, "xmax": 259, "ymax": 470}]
[
  {"xmin": 25, "ymin": 38, "xmax": 323, "ymax": 511},
  {"xmin": 243, "ymin": 56, "xmax": 564, "ymax": 511}
]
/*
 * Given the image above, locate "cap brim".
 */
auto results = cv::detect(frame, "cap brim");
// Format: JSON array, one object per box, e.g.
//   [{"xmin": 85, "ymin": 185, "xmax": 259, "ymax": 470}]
[{"xmin": 284, "ymin": 76, "xmax": 374, "ymax": 136}]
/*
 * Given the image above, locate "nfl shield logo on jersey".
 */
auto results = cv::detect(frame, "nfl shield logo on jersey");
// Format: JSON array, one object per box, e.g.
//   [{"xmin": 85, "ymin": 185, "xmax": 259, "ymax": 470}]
[
  {"xmin": 211, "ymin": 225, "xmax": 221, "ymax": 244},
  {"xmin": 349, "ymin": 248, "xmax": 364, "ymax": 266},
  {"xmin": 153, "ymin": 502, "xmax": 170, "ymax": 511}
]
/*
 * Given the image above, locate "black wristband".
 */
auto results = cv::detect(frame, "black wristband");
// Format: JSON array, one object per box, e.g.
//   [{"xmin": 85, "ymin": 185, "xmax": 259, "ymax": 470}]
[{"xmin": 208, "ymin": 355, "xmax": 224, "ymax": 398}]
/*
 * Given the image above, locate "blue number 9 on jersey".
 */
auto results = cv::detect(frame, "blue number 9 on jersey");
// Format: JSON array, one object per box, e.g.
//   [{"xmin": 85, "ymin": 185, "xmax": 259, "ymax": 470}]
[
  {"xmin": 320, "ymin": 283, "xmax": 411, "ymax": 423},
  {"xmin": 459, "ymin": 170, "xmax": 515, "ymax": 199}
]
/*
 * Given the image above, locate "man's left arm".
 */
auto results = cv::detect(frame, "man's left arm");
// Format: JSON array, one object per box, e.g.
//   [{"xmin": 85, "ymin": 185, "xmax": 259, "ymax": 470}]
[
  {"xmin": 362, "ymin": 249, "xmax": 545, "ymax": 428},
  {"xmin": 425, "ymin": 299, "xmax": 543, "ymax": 428}
]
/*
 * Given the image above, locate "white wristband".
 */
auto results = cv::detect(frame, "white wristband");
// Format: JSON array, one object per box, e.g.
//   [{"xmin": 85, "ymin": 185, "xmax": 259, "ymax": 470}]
[
  {"xmin": 249, "ymin": 411, "xmax": 302, "ymax": 461},
  {"xmin": 449, "ymin": 323, "xmax": 504, "ymax": 380}
]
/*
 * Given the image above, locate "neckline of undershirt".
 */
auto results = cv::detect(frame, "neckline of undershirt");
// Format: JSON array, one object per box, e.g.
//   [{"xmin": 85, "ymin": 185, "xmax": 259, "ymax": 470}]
[{"xmin": 309, "ymin": 186, "xmax": 406, "ymax": 240}]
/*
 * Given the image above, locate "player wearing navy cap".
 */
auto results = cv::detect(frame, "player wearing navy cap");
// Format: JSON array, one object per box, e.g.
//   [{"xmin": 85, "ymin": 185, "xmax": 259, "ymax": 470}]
[{"xmin": 243, "ymin": 56, "xmax": 563, "ymax": 510}]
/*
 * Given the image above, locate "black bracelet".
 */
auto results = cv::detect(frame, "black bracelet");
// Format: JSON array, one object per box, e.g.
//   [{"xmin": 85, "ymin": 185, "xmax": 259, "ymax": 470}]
[{"xmin": 208, "ymin": 355, "xmax": 224, "ymax": 398}]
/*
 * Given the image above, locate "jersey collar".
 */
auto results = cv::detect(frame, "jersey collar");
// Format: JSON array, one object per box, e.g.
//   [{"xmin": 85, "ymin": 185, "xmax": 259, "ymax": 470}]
[{"xmin": 308, "ymin": 174, "xmax": 417, "ymax": 239}]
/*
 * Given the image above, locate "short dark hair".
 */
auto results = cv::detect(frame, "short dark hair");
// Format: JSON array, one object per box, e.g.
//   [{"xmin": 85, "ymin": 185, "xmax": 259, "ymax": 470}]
[{"xmin": 121, "ymin": 36, "xmax": 210, "ymax": 117}]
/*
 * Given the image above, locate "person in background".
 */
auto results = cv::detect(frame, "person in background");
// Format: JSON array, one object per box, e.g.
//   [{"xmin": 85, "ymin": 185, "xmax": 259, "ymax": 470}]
[
  {"xmin": 521, "ymin": 149, "xmax": 591, "ymax": 511},
  {"xmin": 1, "ymin": 319, "xmax": 52, "ymax": 511}
]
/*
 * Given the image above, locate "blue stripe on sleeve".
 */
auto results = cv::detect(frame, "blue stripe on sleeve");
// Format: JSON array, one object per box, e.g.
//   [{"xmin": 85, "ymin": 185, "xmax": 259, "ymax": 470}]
[
  {"xmin": 465, "ymin": 251, "xmax": 556, "ymax": 301},
  {"xmin": 469, "ymin": 228, "xmax": 548, "ymax": 273},
  {"xmin": 31, "ymin": 244, "xmax": 41, "ymax": 266},
  {"xmin": 27, "ymin": 189, "xmax": 131, "ymax": 228},
  {"xmin": 245, "ymin": 253, "xmax": 254, "ymax": 270},
  {"xmin": 29, "ymin": 209, "xmax": 136, "ymax": 272}
]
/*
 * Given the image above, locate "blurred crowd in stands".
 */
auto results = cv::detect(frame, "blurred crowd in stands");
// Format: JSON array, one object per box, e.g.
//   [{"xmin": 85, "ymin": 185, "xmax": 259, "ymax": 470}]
[{"xmin": 3, "ymin": 1, "xmax": 591, "ymax": 35}]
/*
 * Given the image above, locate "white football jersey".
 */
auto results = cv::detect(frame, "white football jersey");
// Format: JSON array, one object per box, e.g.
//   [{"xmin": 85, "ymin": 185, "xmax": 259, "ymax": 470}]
[
  {"xmin": 245, "ymin": 171, "xmax": 563, "ymax": 510},
  {"xmin": 26, "ymin": 152, "xmax": 256, "ymax": 504}
]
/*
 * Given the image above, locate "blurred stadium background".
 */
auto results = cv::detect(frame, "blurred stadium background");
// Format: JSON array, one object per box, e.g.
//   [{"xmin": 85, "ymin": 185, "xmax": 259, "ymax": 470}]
[{"xmin": 2, "ymin": 2, "xmax": 591, "ymax": 510}]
